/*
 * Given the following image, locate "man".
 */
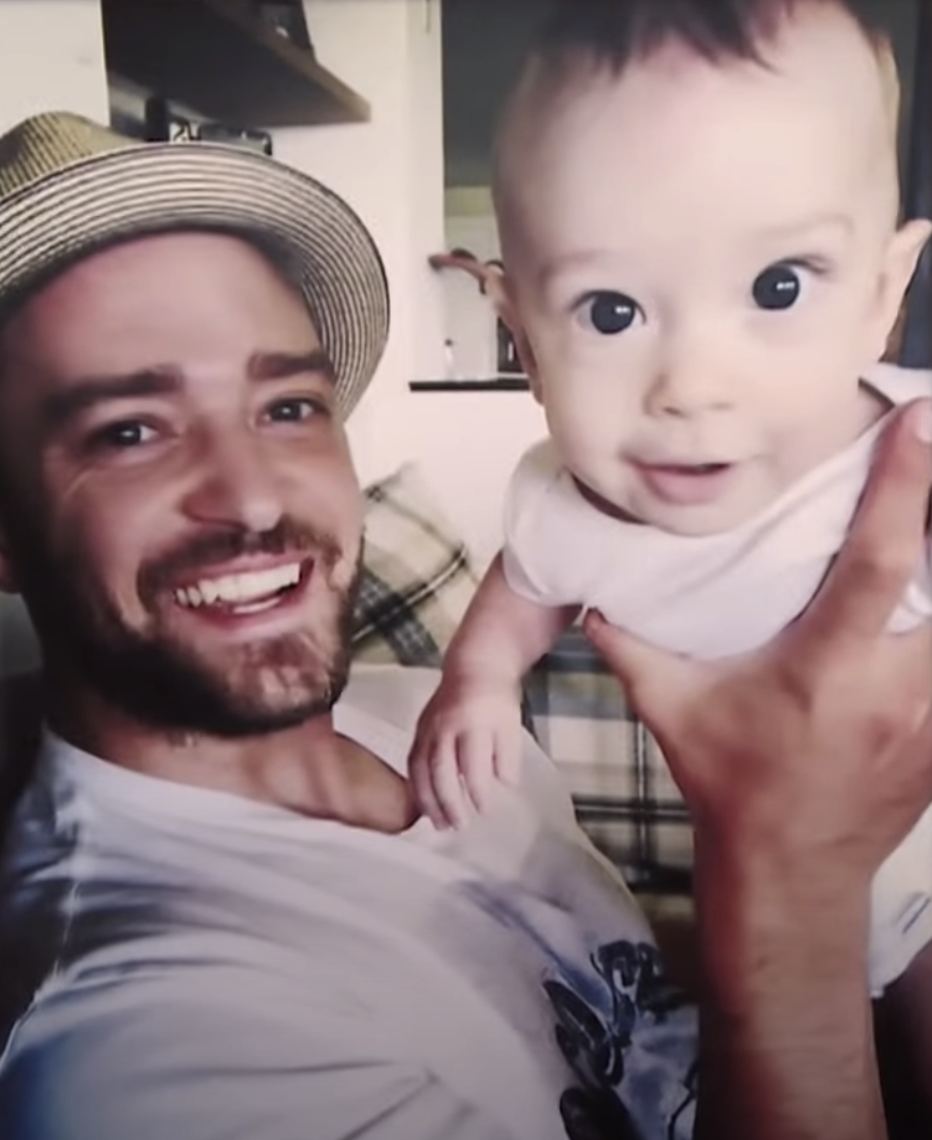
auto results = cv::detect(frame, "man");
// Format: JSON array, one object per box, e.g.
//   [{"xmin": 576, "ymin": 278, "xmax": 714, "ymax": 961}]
[{"xmin": 0, "ymin": 110, "xmax": 928, "ymax": 1140}]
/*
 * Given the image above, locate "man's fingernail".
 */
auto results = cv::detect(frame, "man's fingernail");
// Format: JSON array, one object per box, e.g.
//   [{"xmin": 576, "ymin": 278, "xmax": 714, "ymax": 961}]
[
  {"xmin": 912, "ymin": 400, "xmax": 932, "ymax": 443},
  {"xmin": 583, "ymin": 608, "xmax": 602, "ymax": 631}
]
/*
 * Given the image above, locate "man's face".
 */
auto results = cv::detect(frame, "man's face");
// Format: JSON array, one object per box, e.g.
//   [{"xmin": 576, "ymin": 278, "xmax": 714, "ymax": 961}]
[
  {"xmin": 0, "ymin": 232, "xmax": 365, "ymax": 735},
  {"xmin": 504, "ymin": 4, "xmax": 927, "ymax": 535}
]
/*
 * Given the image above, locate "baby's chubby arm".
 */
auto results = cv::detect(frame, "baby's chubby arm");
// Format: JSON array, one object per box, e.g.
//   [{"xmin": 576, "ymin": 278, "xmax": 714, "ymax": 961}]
[{"xmin": 408, "ymin": 552, "xmax": 579, "ymax": 829}]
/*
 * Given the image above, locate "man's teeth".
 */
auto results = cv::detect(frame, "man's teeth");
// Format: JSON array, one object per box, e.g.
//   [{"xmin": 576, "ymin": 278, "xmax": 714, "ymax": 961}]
[{"xmin": 174, "ymin": 563, "xmax": 302, "ymax": 609}]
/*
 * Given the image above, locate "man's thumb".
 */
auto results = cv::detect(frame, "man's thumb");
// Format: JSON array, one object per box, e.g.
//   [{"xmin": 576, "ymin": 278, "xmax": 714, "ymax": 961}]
[{"xmin": 582, "ymin": 609, "xmax": 676, "ymax": 711}]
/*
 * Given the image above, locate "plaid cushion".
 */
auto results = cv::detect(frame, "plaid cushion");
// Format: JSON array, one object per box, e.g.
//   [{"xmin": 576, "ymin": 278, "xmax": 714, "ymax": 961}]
[
  {"xmin": 526, "ymin": 625, "xmax": 693, "ymax": 892},
  {"xmin": 352, "ymin": 464, "xmax": 479, "ymax": 666}
]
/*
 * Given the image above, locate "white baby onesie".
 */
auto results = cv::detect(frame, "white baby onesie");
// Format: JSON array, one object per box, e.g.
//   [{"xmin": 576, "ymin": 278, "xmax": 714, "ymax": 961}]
[{"xmin": 502, "ymin": 362, "xmax": 932, "ymax": 994}]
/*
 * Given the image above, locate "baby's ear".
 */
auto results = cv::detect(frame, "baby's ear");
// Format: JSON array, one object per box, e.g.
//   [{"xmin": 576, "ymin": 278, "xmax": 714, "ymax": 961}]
[
  {"xmin": 872, "ymin": 218, "xmax": 932, "ymax": 360},
  {"xmin": 485, "ymin": 268, "xmax": 543, "ymax": 404}
]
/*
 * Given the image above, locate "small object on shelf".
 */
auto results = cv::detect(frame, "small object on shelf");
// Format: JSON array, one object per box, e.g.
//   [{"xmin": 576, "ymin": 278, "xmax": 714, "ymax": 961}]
[
  {"xmin": 143, "ymin": 95, "xmax": 171, "ymax": 143},
  {"xmin": 496, "ymin": 318, "xmax": 523, "ymax": 374},
  {"xmin": 443, "ymin": 338, "xmax": 461, "ymax": 382},
  {"xmin": 430, "ymin": 249, "xmax": 512, "ymax": 386},
  {"xmin": 257, "ymin": 1, "xmax": 314, "ymax": 52},
  {"xmin": 140, "ymin": 97, "xmax": 273, "ymax": 155},
  {"xmin": 427, "ymin": 249, "xmax": 503, "ymax": 295},
  {"xmin": 197, "ymin": 122, "xmax": 273, "ymax": 155}
]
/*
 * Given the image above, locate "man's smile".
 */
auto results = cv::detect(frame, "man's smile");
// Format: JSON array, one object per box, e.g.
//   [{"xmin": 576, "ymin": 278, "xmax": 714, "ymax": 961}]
[{"xmin": 167, "ymin": 556, "xmax": 317, "ymax": 633}]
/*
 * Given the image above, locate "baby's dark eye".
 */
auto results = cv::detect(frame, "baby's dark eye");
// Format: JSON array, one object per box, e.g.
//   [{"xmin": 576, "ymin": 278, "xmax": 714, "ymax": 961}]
[
  {"xmin": 578, "ymin": 291, "xmax": 643, "ymax": 335},
  {"xmin": 752, "ymin": 263, "xmax": 802, "ymax": 310}
]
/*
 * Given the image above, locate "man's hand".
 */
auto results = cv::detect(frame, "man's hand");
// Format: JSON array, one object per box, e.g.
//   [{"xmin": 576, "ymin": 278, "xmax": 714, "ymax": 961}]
[
  {"xmin": 585, "ymin": 398, "xmax": 932, "ymax": 886},
  {"xmin": 585, "ymin": 398, "xmax": 932, "ymax": 1140}
]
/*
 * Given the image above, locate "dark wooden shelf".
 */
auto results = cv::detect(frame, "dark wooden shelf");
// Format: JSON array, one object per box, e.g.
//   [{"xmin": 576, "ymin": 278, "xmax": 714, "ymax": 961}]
[
  {"xmin": 409, "ymin": 378, "xmax": 530, "ymax": 392},
  {"xmin": 101, "ymin": 0, "xmax": 370, "ymax": 129}
]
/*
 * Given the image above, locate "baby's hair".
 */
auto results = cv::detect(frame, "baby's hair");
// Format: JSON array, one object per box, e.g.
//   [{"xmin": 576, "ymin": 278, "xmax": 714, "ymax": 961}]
[
  {"xmin": 493, "ymin": 0, "xmax": 899, "ymax": 244},
  {"xmin": 531, "ymin": 0, "xmax": 889, "ymax": 76}
]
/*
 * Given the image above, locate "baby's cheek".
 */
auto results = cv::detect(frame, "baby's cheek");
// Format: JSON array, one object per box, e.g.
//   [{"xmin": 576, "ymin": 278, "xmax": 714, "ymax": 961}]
[{"xmin": 560, "ymin": 402, "xmax": 628, "ymax": 464}]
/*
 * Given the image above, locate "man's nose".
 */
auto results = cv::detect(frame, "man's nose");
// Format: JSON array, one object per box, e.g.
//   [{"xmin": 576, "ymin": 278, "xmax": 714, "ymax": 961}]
[
  {"xmin": 644, "ymin": 333, "xmax": 736, "ymax": 418},
  {"xmin": 181, "ymin": 428, "xmax": 286, "ymax": 535}
]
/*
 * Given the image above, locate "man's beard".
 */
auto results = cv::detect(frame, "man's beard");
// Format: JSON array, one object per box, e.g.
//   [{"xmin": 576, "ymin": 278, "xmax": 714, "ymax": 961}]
[{"xmin": 7, "ymin": 512, "xmax": 361, "ymax": 738}]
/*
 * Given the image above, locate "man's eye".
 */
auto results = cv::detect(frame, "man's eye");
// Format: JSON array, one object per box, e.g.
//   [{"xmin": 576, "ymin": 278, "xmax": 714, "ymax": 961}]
[
  {"xmin": 89, "ymin": 421, "xmax": 156, "ymax": 450},
  {"xmin": 264, "ymin": 398, "xmax": 323, "ymax": 423},
  {"xmin": 576, "ymin": 291, "xmax": 644, "ymax": 335},
  {"xmin": 752, "ymin": 262, "xmax": 813, "ymax": 310}
]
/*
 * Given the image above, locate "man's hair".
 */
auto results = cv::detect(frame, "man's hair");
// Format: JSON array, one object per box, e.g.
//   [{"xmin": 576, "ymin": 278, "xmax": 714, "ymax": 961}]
[{"xmin": 492, "ymin": 0, "xmax": 897, "ymax": 241}]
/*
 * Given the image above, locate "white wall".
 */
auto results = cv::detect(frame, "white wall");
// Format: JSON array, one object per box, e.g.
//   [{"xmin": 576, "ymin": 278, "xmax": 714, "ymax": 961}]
[
  {"xmin": 0, "ymin": 0, "xmax": 110, "ymax": 674},
  {"xmin": 273, "ymin": 0, "xmax": 447, "ymax": 490},
  {"xmin": 400, "ymin": 35, "xmax": 545, "ymax": 569},
  {"xmin": 275, "ymin": 1, "xmax": 545, "ymax": 567},
  {"xmin": 0, "ymin": 0, "xmax": 109, "ymax": 132},
  {"xmin": 412, "ymin": 189, "xmax": 547, "ymax": 565},
  {"xmin": 441, "ymin": 190, "xmax": 499, "ymax": 379}
]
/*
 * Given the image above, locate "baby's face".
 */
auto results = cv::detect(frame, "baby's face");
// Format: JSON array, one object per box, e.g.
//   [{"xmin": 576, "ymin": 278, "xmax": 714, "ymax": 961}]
[{"xmin": 503, "ymin": 4, "xmax": 927, "ymax": 535}]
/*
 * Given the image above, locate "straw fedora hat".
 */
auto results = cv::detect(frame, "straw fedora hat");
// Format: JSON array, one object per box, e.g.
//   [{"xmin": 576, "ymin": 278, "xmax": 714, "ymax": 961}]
[{"xmin": 0, "ymin": 111, "xmax": 389, "ymax": 417}]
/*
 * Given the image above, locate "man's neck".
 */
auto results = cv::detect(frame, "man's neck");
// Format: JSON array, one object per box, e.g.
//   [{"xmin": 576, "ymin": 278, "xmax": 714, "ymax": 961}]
[{"xmin": 45, "ymin": 680, "xmax": 419, "ymax": 833}]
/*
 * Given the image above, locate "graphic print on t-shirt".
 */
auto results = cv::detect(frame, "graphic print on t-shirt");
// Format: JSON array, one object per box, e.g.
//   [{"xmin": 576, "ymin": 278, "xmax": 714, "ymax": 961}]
[{"xmin": 544, "ymin": 939, "xmax": 697, "ymax": 1140}]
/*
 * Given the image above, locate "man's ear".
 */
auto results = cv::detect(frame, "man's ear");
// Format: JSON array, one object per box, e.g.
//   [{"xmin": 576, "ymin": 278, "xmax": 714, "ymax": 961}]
[
  {"xmin": 870, "ymin": 217, "xmax": 932, "ymax": 362},
  {"xmin": 484, "ymin": 268, "xmax": 543, "ymax": 404}
]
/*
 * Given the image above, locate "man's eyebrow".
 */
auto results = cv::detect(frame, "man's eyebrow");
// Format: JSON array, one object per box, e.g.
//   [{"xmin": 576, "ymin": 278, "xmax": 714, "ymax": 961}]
[
  {"xmin": 248, "ymin": 350, "xmax": 337, "ymax": 384},
  {"xmin": 40, "ymin": 352, "xmax": 338, "ymax": 431},
  {"xmin": 41, "ymin": 368, "xmax": 181, "ymax": 430}
]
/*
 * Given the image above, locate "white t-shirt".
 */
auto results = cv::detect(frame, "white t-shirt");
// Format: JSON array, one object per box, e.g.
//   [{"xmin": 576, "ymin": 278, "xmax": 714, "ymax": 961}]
[
  {"xmin": 503, "ymin": 363, "xmax": 932, "ymax": 656},
  {"xmin": 502, "ymin": 362, "xmax": 932, "ymax": 994},
  {"xmin": 0, "ymin": 666, "xmax": 697, "ymax": 1140}
]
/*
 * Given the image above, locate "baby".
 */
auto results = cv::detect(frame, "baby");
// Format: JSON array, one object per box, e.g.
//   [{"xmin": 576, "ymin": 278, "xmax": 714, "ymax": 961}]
[{"xmin": 410, "ymin": 0, "xmax": 932, "ymax": 999}]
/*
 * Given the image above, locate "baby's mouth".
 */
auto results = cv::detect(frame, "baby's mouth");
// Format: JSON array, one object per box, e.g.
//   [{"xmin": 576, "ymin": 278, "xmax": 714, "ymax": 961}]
[
  {"xmin": 633, "ymin": 459, "xmax": 738, "ymax": 506},
  {"xmin": 650, "ymin": 462, "xmax": 731, "ymax": 475}
]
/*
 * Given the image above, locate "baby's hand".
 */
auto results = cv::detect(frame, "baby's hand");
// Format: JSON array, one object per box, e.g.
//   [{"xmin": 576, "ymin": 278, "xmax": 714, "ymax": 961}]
[{"xmin": 409, "ymin": 672, "xmax": 524, "ymax": 829}]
